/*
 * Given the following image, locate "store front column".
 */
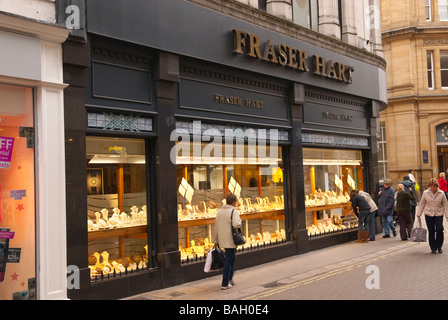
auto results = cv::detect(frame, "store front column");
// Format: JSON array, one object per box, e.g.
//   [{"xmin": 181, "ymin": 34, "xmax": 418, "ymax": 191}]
[
  {"xmin": 155, "ymin": 52, "xmax": 181, "ymax": 287},
  {"xmin": 289, "ymin": 83, "xmax": 308, "ymax": 254}
]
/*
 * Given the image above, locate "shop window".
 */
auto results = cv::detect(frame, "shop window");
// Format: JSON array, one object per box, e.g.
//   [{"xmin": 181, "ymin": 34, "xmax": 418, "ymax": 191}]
[
  {"xmin": 86, "ymin": 136, "xmax": 151, "ymax": 281},
  {"xmin": 0, "ymin": 83, "xmax": 36, "ymax": 300},
  {"xmin": 175, "ymin": 141, "xmax": 286, "ymax": 263},
  {"xmin": 303, "ymin": 148, "xmax": 363, "ymax": 237},
  {"xmin": 441, "ymin": 51, "xmax": 448, "ymax": 89}
]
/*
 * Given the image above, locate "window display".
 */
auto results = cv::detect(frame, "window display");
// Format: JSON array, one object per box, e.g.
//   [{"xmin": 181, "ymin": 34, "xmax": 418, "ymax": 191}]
[
  {"xmin": 86, "ymin": 136, "xmax": 149, "ymax": 280},
  {"xmin": 303, "ymin": 148, "xmax": 363, "ymax": 237},
  {"xmin": 0, "ymin": 84, "xmax": 36, "ymax": 300},
  {"xmin": 175, "ymin": 142, "xmax": 286, "ymax": 262}
]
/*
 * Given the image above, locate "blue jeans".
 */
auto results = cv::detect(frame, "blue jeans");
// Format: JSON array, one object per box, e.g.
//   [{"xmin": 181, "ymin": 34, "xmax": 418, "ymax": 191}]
[
  {"xmin": 358, "ymin": 209, "xmax": 370, "ymax": 231},
  {"xmin": 369, "ymin": 210, "xmax": 377, "ymax": 240},
  {"xmin": 222, "ymin": 248, "xmax": 236, "ymax": 287},
  {"xmin": 382, "ymin": 215, "xmax": 396, "ymax": 236}
]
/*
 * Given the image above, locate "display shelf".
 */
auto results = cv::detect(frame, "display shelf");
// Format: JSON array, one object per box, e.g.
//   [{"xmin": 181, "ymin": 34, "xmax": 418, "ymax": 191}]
[
  {"xmin": 88, "ymin": 224, "xmax": 147, "ymax": 240},
  {"xmin": 178, "ymin": 208, "xmax": 285, "ymax": 228}
]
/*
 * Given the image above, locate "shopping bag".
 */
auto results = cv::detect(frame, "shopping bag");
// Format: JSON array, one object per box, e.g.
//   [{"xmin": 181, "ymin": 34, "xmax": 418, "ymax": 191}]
[
  {"xmin": 211, "ymin": 245, "xmax": 225, "ymax": 271},
  {"xmin": 410, "ymin": 217, "xmax": 427, "ymax": 242},
  {"xmin": 204, "ymin": 248, "xmax": 213, "ymax": 273}
]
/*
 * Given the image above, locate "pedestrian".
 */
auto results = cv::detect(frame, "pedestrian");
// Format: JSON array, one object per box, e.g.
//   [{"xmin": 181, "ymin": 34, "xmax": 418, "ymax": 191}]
[
  {"xmin": 358, "ymin": 190, "xmax": 378, "ymax": 241},
  {"xmin": 438, "ymin": 172, "xmax": 448, "ymax": 199},
  {"xmin": 416, "ymin": 178, "xmax": 448, "ymax": 254},
  {"xmin": 349, "ymin": 190, "xmax": 370, "ymax": 243},
  {"xmin": 401, "ymin": 175, "xmax": 417, "ymax": 222},
  {"xmin": 395, "ymin": 183, "xmax": 415, "ymax": 240},
  {"xmin": 214, "ymin": 193, "xmax": 242, "ymax": 289},
  {"xmin": 408, "ymin": 169, "xmax": 416, "ymax": 183},
  {"xmin": 378, "ymin": 179, "xmax": 397, "ymax": 238}
]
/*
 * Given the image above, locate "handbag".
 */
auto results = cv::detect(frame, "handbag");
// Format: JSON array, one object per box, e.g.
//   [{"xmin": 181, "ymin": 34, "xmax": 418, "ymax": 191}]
[
  {"xmin": 210, "ymin": 244, "xmax": 225, "ymax": 270},
  {"xmin": 410, "ymin": 217, "xmax": 427, "ymax": 242},
  {"xmin": 231, "ymin": 209, "xmax": 246, "ymax": 246}
]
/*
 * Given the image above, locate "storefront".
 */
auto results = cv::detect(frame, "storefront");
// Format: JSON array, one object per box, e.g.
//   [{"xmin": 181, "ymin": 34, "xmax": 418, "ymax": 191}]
[
  {"xmin": 0, "ymin": 13, "xmax": 69, "ymax": 300},
  {"xmin": 63, "ymin": 0, "xmax": 386, "ymax": 299}
]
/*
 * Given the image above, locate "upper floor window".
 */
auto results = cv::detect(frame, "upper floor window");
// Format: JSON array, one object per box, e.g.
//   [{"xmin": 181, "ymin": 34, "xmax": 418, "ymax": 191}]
[
  {"xmin": 426, "ymin": 0, "xmax": 432, "ymax": 21},
  {"xmin": 441, "ymin": 51, "xmax": 448, "ymax": 88},
  {"xmin": 292, "ymin": 0, "xmax": 319, "ymax": 31},
  {"xmin": 427, "ymin": 51, "xmax": 435, "ymax": 89},
  {"xmin": 440, "ymin": 0, "xmax": 448, "ymax": 20},
  {"xmin": 258, "ymin": 0, "xmax": 267, "ymax": 11}
]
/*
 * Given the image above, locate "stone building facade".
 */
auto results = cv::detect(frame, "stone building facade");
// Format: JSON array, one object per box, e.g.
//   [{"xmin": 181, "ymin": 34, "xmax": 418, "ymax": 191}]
[{"xmin": 381, "ymin": 0, "xmax": 448, "ymax": 187}]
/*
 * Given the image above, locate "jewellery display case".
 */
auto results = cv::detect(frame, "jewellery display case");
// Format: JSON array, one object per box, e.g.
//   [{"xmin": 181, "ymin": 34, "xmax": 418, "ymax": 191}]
[
  {"xmin": 86, "ymin": 136, "xmax": 150, "ymax": 280},
  {"xmin": 303, "ymin": 148, "xmax": 364, "ymax": 237},
  {"xmin": 175, "ymin": 143, "xmax": 287, "ymax": 261}
]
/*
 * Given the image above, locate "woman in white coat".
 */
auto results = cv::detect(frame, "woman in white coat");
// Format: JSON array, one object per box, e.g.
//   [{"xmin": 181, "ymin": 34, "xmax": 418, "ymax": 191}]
[
  {"xmin": 416, "ymin": 178, "xmax": 448, "ymax": 253},
  {"xmin": 214, "ymin": 193, "xmax": 242, "ymax": 289}
]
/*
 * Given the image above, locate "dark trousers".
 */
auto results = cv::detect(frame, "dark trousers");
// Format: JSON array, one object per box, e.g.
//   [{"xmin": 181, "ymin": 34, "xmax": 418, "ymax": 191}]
[
  {"xmin": 222, "ymin": 248, "xmax": 236, "ymax": 287},
  {"xmin": 425, "ymin": 215, "xmax": 444, "ymax": 251},
  {"xmin": 396, "ymin": 211, "xmax": 413, "ymax": 240}
]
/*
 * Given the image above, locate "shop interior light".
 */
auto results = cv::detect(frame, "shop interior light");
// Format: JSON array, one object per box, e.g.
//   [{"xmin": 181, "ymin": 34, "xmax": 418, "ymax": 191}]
[
  {"xmin": 303, "ymin": 159, "xmax": 362, "ymax": 166},
  {"xmin": 88, "ymin": 154, "xmax": 146, "ymax": 164}
]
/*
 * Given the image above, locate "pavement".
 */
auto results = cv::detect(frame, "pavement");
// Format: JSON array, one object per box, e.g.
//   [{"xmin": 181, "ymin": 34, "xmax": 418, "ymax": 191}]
[{"xmin": 124, "ymin": 216, "xmax": 448, "ymax": 301}]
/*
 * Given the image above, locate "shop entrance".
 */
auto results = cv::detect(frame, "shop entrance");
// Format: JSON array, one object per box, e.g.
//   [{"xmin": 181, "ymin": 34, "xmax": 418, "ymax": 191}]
[{"xmin": 438, "ymin": 147, "xmax": 448, "ymax": 174}]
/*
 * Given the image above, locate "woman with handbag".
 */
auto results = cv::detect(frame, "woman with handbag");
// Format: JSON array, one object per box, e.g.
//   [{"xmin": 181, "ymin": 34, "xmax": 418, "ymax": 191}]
[
  {"xmin": 416, "ymin": 178, "xmax": 448, "ymax": 253},
  {"xmin": 214, "ymin": 193, "xmax": 242, "ymax": 290}
]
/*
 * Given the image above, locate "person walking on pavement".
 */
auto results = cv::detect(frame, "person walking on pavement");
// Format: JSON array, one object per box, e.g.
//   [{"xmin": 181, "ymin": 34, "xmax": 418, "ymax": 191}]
[
  {"xmin": 214, "ymin": 193, "xmax": 242, "ymax": 289},
  {"xmin": 416, "ymin": 178, "xmax": 448, "ymax": 254},
  {"xmin": 358, "ymin": 190, "xmax": 378, "ymax": 241},
  {"xmin": 349, "ymin": 190, "xmax": 371, "ymax": 243},
  {"xmin": 395, "ymin": 183, "xmax": 415, "ymax": 240},
  {"xmin": 378, "ymin": 179, "xmax": 397, "ymax": 238},
  {"xmin": 401, "ymin": 175, "xmax": 417, "ymax": 222},
  {"xmin": 438, "ymin": 172, "xmax": 448, "ymax": 199}
]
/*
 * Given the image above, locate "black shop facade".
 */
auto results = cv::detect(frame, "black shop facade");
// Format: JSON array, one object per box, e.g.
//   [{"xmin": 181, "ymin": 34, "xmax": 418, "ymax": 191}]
[{"xmin": 63, "ymin": 0, "xmax": 387, "ymax": 300}]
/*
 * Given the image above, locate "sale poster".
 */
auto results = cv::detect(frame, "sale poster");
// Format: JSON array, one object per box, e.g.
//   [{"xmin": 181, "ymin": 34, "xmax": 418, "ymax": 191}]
[{"xmin": 0, "ymin": 137, "xmax": 14, "ymax": 169}]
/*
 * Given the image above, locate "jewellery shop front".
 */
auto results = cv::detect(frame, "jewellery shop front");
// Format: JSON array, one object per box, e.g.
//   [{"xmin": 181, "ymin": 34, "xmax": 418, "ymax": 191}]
[{"xmin": 64, "ymin": 0, "xmax": 387, "ymax": 300}]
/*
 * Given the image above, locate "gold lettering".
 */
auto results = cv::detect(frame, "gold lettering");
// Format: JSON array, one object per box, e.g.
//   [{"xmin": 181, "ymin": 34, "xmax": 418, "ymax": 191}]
[
  {"xmin": 346, "ymin": 66, "xmax": 355, "ymax": 84},
  {"xmin": 288, "ymin": 47, "xmax": 298, "ymax": 69},
  {"xmin": 233, "ymin": 29, "xmax": 247, "ymax": 54},
  {"xmin": 327, "ymin": 60, "xmax": 338, "ymax": 80},
  {"xmin": 336, "ymin": 62, "xmax": 347, "ymax": 82},
  {"xmin": 313, "ymin": 55, "xmax": 326, "ymax": 76},
  {"xmin": 248, "ymin": 33, "xmax": 262, "ymax": 59},
  {"xmin": 262, "ymin": 40, "xmax": 279, "ymax": 64},
  {"xmin": 277, "ymin": 44, "xmax": 288, "ymax": 66},
  {"xmin": 298, "ymin": 50, "xmax": 309, "ymax": 72}
]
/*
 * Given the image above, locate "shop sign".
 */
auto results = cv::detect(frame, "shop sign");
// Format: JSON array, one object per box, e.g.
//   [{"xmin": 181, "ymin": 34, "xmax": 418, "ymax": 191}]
[
  {"xmin": 0, "ymin": 137, "xmax": 14, "ymax": 169},
  {"xmin": 233, "ymin": 29, "xmax": 355, "ymax": 84}
]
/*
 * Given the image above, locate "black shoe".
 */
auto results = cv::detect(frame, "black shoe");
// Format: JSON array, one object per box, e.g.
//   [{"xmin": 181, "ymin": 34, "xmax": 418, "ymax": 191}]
[
  {"xmin": 393, "ymin": 230, "xmax": 397, "ymax": 237},
  {"xmin": 438, "ymin": 249, "xmax": 443, "ymax": 254},
  {"xmin": 383, "ymin": 235, "xmax": 390, "ymax": 238},
  {"xmin": 431, "ymin": 250, "xmax": 437, "ymax": 254}
]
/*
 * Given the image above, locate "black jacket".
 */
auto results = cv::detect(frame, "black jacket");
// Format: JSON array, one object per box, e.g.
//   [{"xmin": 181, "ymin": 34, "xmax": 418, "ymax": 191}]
[
  {"xmin": 400, "ymin": 179, "xmax": 417, "ymax": 206},
  {"xmin": 350, "ymin": 195, "xmax": 371, "ymax": 217}
]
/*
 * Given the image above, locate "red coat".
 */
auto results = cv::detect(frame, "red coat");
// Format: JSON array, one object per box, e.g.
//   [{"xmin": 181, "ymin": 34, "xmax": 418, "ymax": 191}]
[{"xmin": 439, "ymin": 177, "xmax": 447, "ymax": 192}]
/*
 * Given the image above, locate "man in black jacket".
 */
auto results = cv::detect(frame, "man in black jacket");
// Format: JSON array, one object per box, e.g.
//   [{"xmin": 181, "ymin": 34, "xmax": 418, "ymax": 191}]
[
  {"xmin": 350, "ymin": 190, "xmax": 371, "ymax": 243},
  {"xmin": 378, "ymin": 179, "xmax": 397, "ymax": 238}
]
